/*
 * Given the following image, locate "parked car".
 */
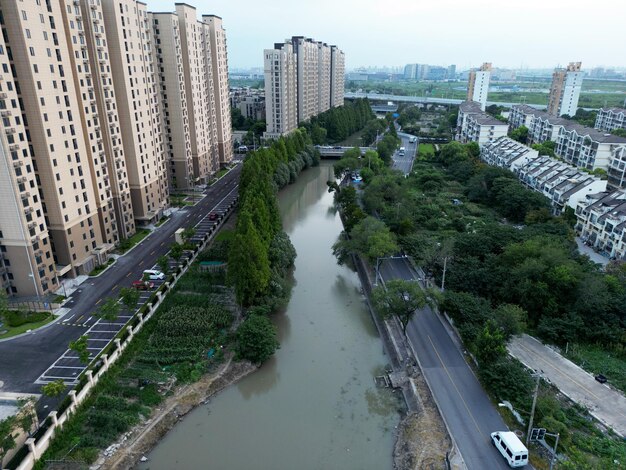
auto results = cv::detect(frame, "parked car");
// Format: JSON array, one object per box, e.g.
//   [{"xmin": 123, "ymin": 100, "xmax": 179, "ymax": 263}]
[
  {"xmin": 208, "ymin": 212, "xmax": 219, "ymax": 221},
  {"xmin": 132, "ymin": 280, "xmax": 154, "ymax": 290},
  {"xmin": 595, "ymin": 374, "xmax": 608, "ymax": 384},
  {"xmin": 142, "ymin": 269, "xmax": 165, "ymax": 280}
]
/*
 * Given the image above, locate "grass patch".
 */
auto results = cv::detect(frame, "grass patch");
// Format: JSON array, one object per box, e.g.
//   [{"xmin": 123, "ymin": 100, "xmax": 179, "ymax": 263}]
[
  {"xmin": 0, "ymin": 311, "xmax": 54, "ymax": 339},
  {"xmin": 170, "ymin": 195, "xmax": 194, "ymax": 207},
  {"xmin": 155, "ymin": 215, "xmax": 169, "ymax": 227},
  {"xmin": 116, "ymin": 229, "xmax": 151, "ymax": 254},
  {"xmin": 88, "ymin": 258, "xmax": 115, "ymax": 276},
  {"xmin": 418, "ymin": 143, "xmax": 435, "ymax": 159},
  {"xmin": 565, "ymin": 343, "xmax": 626, "ymax": 395}
]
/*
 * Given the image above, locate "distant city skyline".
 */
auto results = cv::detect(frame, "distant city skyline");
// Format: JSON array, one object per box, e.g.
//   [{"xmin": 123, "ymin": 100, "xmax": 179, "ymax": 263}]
[{"xmin": 148, "ymin": 0, "xmax": 625, "ymax": 70}]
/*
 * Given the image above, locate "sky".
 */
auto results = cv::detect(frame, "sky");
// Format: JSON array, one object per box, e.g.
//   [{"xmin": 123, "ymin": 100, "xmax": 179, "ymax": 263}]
[{"xmin": 147, "ymin": 0, "xmax": 625, "ymax": 71}]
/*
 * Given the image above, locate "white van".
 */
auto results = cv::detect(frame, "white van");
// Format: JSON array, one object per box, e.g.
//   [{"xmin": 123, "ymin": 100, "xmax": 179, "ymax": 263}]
[
  {"xmin": 491, "ymin": 431, "xmax": 528, "ymax": 467},
  {"xmin": 409, "ymin": 136, "xmax": 417, "ymax": 143},
  {"xmin": 143, "ymin": 269, "xmax": 165, "ymax": 280},
  {"xmin": 399, "ymin": 146, "xmax": 406, "ymax": 156}
]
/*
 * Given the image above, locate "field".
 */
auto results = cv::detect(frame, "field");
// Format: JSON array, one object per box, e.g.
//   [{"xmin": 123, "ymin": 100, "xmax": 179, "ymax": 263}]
[{"xmin": 347, "ymin": 79, "xmax": 626, "ymax": 108}]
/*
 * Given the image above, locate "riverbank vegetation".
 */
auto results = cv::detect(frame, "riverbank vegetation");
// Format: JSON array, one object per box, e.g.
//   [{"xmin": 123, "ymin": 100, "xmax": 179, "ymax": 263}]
[{"xmin": 330, "ymin": 140, "xmax": 626, "ymax": 468}]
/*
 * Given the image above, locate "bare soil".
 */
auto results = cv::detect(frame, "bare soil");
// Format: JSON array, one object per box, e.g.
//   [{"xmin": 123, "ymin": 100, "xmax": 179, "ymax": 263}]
[
  {"xmin": 393, "ymin": 373, "xmax": 451, "ymax": 470},
  {"xmin": 96, "ymin": 355, "xmax": 256, "ymax": 470}
]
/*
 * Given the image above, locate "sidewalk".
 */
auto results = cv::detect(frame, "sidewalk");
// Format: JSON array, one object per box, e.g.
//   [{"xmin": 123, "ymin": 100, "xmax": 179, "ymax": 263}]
[
  {"xmin": 508, "ymin": 334, "xmax": 626, "ymax": 437},
  {"xmin": 575, "ymin": 237, "xmax": 609, "ymax": 266}
]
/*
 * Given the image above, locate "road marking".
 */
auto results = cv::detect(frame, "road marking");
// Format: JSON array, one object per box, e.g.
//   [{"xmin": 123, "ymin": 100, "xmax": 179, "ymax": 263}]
[
  {"xmin": 139, "ymin": 260, "xmax": 144, "ymax": 266},
  {"xmin": 126, "ymin": 271, "xmax": 132, "ymax": 278},
  {"xmin": 427, "ymin": 335, "xmax": 484, "ymax": 436},
  {"xmin": 160, "ymin": 242, "xmax": 165, "ymax": 246},
  {"xmin": 111, "ymin": 284, "xmax": 118, "ymax": 292},
  {"xmin": 75, "ymin": 315, "xmax": 85, "ymax": 323},
  {"xmin": 150, "ymin": 250, "xmax": 156, "ymax": 255}
]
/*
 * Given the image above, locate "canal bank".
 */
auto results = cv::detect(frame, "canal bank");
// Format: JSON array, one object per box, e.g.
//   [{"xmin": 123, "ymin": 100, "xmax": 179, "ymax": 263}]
[{"xmin": 131, "ymin": 163, "xmax": 405, "ymax": 470}]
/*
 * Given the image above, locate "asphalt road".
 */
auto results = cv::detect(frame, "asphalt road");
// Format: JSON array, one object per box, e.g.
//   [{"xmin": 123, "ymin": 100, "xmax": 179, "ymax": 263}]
[
  {"xmin": 378, "ymin": 257, "xmax": 513, "ymax": 470},
  {"xmin": 393, "ymin": 132, "xmax": 418, "ymax": 174},
  {"xmin": 0, "ymin": 165, "xmax": 241, "ymax": 394}
]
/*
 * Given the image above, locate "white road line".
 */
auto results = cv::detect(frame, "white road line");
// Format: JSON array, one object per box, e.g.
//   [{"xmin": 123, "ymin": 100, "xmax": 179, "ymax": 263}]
[{"xmin": 47, "ymin": 365, "xmax": 85, "ymax": 370}]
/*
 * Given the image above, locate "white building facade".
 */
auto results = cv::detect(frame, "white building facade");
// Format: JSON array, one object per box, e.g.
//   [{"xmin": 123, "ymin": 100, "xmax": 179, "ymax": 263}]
[
  {"xmin": 576, "ymin": 190, "xmax": 626, "ymax": 260},
  {"xmin": 547, "ymin": 62, "xmax": 583, "ymax": 117},
  {"xmin": 456, "ymin": 101, "xmax": 508, "ymax": 145},
  {"xmin": 467, "ymin": 62, "xmax": 492, "ymax": 111},
  {"xmin": 595, "ymin": 107, "xmax": 626, "ymax": 133}
]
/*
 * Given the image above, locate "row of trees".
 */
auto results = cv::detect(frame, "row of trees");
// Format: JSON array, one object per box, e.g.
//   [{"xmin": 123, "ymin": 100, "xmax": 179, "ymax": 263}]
[
  {"xmin": 227, "ymin": 130, "xmax": 317, "ymax": 363},
  {"xmin": 302, "ymin": 98, "xmax": 374, "ymax": 144}
]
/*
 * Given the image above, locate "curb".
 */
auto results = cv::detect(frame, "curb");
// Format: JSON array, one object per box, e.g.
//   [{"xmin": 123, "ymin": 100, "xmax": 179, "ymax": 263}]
[
  {"xmin": 0, "ymin": 309, "xmax": 70, "ymax": 343},
  {"xmin": 87, "ymin": 259, "xmax": 117, "ymax": 279}
]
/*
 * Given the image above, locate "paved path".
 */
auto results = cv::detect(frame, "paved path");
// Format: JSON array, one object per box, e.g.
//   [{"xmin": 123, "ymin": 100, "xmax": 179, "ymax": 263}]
[
  {"xmin": 575, "ymin": 238, "xmax": 610, "ymax": 266},
  {"xmin": 508, "ymin": 334, "xmax": 626, "ymax": 437}
]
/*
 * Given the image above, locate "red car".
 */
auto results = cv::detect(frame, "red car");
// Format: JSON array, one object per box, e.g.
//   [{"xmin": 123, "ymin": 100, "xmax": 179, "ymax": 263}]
[
  {"xmin": 132, "ymin": 280, "xmax": 154, "ymax": 290},
  {"xmin": 208, "ymin": 212, "xmax": 218, "ymax": 221}
]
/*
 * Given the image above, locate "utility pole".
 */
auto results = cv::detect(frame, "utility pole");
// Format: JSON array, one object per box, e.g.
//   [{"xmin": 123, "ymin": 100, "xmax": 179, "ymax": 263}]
[
  {"xmin": 549, "ymin": 433, "xmax": 560, "ymax": 470},
  {"xmin": 526, "ymin": 371, "xmax": 541, "ymax": 445},
  {"xmin": 441, "ymin": 256, "xmax": 448, "ymax": 292}
]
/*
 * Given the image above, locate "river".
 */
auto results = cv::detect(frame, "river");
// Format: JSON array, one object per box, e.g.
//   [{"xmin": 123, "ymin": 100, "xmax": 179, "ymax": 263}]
[{"xmin": 138, "ymin": 163, "xmax": 403, "ymax": 470}]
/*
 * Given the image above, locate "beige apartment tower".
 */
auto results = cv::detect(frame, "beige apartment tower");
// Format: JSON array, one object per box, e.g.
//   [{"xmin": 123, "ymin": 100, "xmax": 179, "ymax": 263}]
[
  {"xmin": 263, "ymin": 43, "xmax": 298, "ymax": 139},
  {"xmin": 103, "ymin": 0, "xmax": 169, "ymax": 225},
  {"xmin": 150, "ymin": 11, "xmax": 194, "ymax": 190},
  {"xmin": 547, "ymin": 62, "xmax": 583, "ymax": 117},
  {"xmin": 204, "ymin": 15, "xmax": 233, "ymax": 166},
  {"xmin": 264, "ymin": 36, "xmax": 344, "ymax": 138},
  {"xmin": 0, "ymin": 0, "xmax": 122, "ymax": 296},
  {"xmin": 330, "ymin": 45, "xmax": 345, "ymax": 108}
]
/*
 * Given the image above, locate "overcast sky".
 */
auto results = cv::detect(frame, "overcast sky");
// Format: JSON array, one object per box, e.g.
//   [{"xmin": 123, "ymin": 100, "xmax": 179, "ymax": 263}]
[{"xmin": 147, "ymin": 0, "xmax": 625, "ymax": 71}]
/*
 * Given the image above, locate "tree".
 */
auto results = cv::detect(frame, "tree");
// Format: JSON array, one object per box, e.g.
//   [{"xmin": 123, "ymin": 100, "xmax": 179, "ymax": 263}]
[
  {"xmin": 69, "ymin": 335, "xmax": 90, "ymax": 363},
  {"xmin": 228, "ymin": 209, "xmax": 271, "ymax": 305},
  {"xmin": 493, "ymin": 304, "xmax": 527, "ymax": 340},
  {"xmin": 510, "ymin": 125, "xmax": 529, "ymax": 144},
  {"xmin": 95, "ymin": 297, "xmax": 120, "ymax": 322},
  {"xmin": 181, "ymin": 227, "xmax": 196, "ymax": 245},
  {"xmin": 157, "ymin": 255, "xmax": 169, "ymax": 275},
  {"xmin": 333, "ymin": 216, "xmax": 398, "ymax": 264},
  {"xmin": 0, "ymin": 399, "xmax": 35, "ymax": 463},
  {"xmin": 475, "ymin": 321, "xmax": 507, "ymax": 364},
  {"xmin": 119, "ymin": 287, "xmax": 141, "ymax": 312},
  {"xmin": 170, "ymin": 242, "xmax": 184, "ymax": 263},
  {"xmin": 41, "ymin": 379, "xmax": 66, "ymax": 398},
  {"xmin": 235, "ymin": 314, "xmax": 279, "ymax": 364},
  {"xmin": 371, "ymin": 279, "xmax": 429, "ymax": 333},
  {"xmin": 611, "ymin": 128, "xmax": 626, "ymax": 138},
  {"xmin": 0, "ymin": 289, "xmax": 7, "ymax": 318}
]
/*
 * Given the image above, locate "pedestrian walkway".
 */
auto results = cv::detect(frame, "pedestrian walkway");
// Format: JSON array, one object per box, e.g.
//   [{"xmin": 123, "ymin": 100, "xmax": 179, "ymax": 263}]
[
  {"xmin": 508, "ymin": 334, "xmax": 626, "ymax": 437},
  {"xmin": 575, "ymin": 237, "xmax": 609, "ymax": 266}
]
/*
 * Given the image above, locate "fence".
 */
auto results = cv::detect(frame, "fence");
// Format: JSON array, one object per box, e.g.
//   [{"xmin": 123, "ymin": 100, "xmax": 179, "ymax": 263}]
[
  {"xmin": 7, "ymin": 301, "xmax": 62, "ymax": 313},
  {"xmin": 5, "ymin": 199, "xmax": 236, "ymax": 470}
]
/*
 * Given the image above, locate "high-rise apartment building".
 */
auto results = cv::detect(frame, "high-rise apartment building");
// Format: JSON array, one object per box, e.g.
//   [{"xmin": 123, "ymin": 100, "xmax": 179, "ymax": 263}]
[
  {"xmin": 547, "ymin": 62, "xmax": 583, "ymax": 117},
  {"xmin": 103, "ymin": 0, "xmax": 169, "ymax": 225},
  {"xmin": 0, "ymin": 0, "xmax": 116, "ymax": 296},
  {"xmin": 292, "ymin": 36, "xmax": 319, "ymax": 124},
  {"xmin": 149, "ymin": 11, "xmax": 194, "ymax": 190},
  {"xmin": 317, "ymin": 42, "xmax": 331, "ymax": 114},
  {"xmin": 0, "ymin": 1, "xmax": 232, "ymax": 298},
  {"xmin": 330, "ymin": 46, "xmax": 345, "ymax": 108},
  {"xmin": 264, "ymin": 43, "xmax": 298, "ymax": 139},
  {"xmin": 264, "ymin": 37, "xmax": 344, "ymax": 138},
  {"xmin": 467, "ymin": 62, "xmax": 492, "ymax": 111},
  {"xmin": 204, "ymin": 15, "xmax": 233, "ymax": 166}
]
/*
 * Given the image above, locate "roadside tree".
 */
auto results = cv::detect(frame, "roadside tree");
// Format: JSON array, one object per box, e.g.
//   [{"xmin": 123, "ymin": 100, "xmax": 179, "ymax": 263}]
[
  {"xmin": 119, "ymin": 287, "xmax": 141, "ymax": 312},
  {"xmin": 235, "ymin": 314, "xmax": 279, "ymax": 364},
  {"xmin": 371, "ymin": 279, "xmax": 429, "ymax": 333},
  {"xmin": 95, "ymin": 297, "xmax": 120, "ymax": 322},
  {"xmin": 69, "ymin": 335, "xmax": 90, "ymax": 363},
  {"xmin": 41, "ymin": 379, "xmax": 66, "ymax": 398}
]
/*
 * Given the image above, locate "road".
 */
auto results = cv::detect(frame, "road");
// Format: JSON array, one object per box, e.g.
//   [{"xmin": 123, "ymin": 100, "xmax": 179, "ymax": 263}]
[
  {"xmin": 378, "ymin": 257, "xmax": 513, "ymax": 470},
  {"xmin": 0, "ymin": 165, "xmax": 241, "ymax": 394},
  {"xmin": 381, "ymin": 147, "xmax": 519, "ymax": 469},
  {"xmin": 509, "ymin": 334, "xmax": 626, "ymax": 437},
  {"xmin": 393, "ymin": 132, "xmax": 418, "ymax": 174}
]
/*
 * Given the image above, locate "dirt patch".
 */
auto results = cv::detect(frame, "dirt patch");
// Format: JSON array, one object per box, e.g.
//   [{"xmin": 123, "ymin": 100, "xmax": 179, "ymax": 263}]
[
  {"xmin": 393, "ymin": 374, "xmax": 451, "ymax": 470},
  {"xmin": 96, "ymin": 355, "xmax": 256, "ymax": 470}
]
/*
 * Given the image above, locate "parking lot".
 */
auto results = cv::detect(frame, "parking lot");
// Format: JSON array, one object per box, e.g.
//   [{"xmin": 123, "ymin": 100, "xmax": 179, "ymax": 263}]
[{"xmin": 35, "ymin": 186, "xmax": 239, "ymax": 386}]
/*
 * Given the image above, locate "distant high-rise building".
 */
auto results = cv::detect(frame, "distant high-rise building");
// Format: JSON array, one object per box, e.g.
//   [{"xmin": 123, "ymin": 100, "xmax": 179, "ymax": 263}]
[
  {"xmin": 404, "ymin": 64, "xmax": 418, "ymax": 80},
  {"xmin": 404, "ymin": 63, "xmax": 456, "ymax": 81},
  {"xmin": 547, "ymin": 62, "xmax": 583, "ymax": 117},
  {"xmin": 467, "ymin": 62, "xmax": 492, "ymax": 111},
  {"xmin": 264, "ymin": 43, "xmax": 298, "ymax": 139},
  {"xmin": 447, "ymin": 64, "xmax": 457, "ymax": 79},
  {"xmin": 264, "ymin": 37, "xmax": 344, "ymax": 138},
  {"xmin": 330, "ymin": 46, "xmax": 345, "ymax": 108}
]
